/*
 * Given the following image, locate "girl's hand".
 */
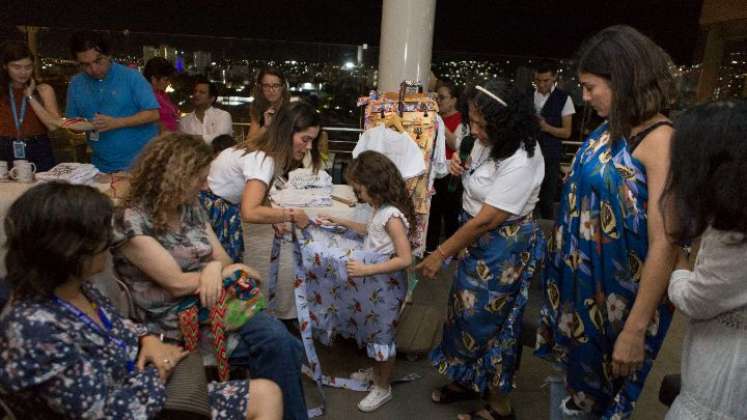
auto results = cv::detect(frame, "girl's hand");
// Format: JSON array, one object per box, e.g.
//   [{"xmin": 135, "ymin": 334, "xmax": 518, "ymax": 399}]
[
  {"xmin": 415, "ymin": 252, "xmax": 443, "ymax": 280},
  {"xmin": 448, "ymin": 154, "xmax": 465, "ymax": 177},
  {"xmin": 197, "ymin": 261, "xmax": 223, "ymax": 308},
  {"xmin": 316, "ymin": 213, "xmax": 338, "ymax": 226},
  {"xmin": 137, "ymin": 336, "xmax": 189, "ymax": 383},
  {"xmin": 611, "ymin": 327, "xmax": 646, "ymax": 377},
  {"xmin": 346, "ymin": 259, "xmax": 369, "ymax": 277}
]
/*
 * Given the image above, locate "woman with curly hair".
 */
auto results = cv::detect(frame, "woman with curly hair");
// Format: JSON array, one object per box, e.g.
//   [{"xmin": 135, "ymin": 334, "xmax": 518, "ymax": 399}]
[
  {"xmin": 0, "ymin": 182, "xmax": 282, "ymax": 420},
  {"xmin": 316, "ymin": 150, "xmax": 415, "ymax": 412},
  {"xmin": 111, "ymin": 133, "xmax": 309, "ymax": 420},
  {"xmin": 416, "ymin": 79, "xmax": 546, "ymax": 420},
  {"xmin": 534, "ymin": 25, "xmax": 679, "ymax": 419},
  {"xmin": 246, "ymin": 67, "xmax": 290, "ymax": 141}
]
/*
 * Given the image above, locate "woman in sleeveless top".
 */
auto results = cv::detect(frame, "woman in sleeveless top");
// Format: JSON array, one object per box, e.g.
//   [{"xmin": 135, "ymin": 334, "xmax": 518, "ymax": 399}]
[
  {"xmin": 0, "ymin": 41, "xmax": 60, "ymax": 171},
  {"xmin": 535, "ymin": 25, "xmax": 680, "ymax": 418}
]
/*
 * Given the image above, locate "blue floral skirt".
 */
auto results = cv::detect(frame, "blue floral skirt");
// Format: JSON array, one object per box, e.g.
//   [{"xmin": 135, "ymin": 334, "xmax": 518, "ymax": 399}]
[
  {"xmin": 200, "ymin": 190, "xmax": 245, "ymax": 263},
  {"xmin": 430, "ymin": 213, "xmax": 545, "ymax": 395}
]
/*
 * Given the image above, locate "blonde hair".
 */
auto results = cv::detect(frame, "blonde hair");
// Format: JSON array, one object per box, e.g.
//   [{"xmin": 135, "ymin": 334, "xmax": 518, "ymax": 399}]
[{"xmin": 124, "ymin": 133, "xmax": 213, "ymax": 231}]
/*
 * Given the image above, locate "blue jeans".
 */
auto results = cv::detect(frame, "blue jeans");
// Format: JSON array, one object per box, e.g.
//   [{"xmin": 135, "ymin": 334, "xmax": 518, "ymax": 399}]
[{"xmin": 229, "ymin": 311, "xmax": 308, "ymax": 420}]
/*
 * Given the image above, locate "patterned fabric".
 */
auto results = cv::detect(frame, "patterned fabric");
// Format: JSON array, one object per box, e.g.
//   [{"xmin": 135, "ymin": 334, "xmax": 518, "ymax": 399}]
[
  {"xmin": 111, "ymin": 202, "xmax": 213, "ymax": 341},
  {"xmin": 431, "ymin": 213, "xmax": 545, "ymax": 395},
  {"xmin": 535, "ymin": 123, "xmax": 674, "ymax": 418},
  {"xmin": 0, "ymin": 283, "xmax": 249, "ymax": 419},
  {"xmin": 200, "ymin": 190, "xmax": 245, "ymax": 263},
  {"xmin": 177, "ymin": 270, "xmax": 268, "ymax": 382},
  {"xmin": 297, "ymin": 225, "xmax": 407, "ymax": 361}
]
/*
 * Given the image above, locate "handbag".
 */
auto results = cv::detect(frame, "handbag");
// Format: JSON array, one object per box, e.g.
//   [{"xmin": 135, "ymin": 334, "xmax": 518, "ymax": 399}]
[
  {"xmin": 177, "ymin": 269, "xmax": 266, "ymax": 381},
  {"xmin": 158, "ymin": 352, "xmax": 212, "ymax": 419}
]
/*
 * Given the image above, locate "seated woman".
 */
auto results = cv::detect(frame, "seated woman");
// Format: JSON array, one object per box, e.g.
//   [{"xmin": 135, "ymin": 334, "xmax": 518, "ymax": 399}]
[
  {"xmin": 0, "ymin": 181, "xmax": 281, "ymax": 420},
  {"xmin": 111, "ymin": 133, "xmax": 308, "ymax": 420}
]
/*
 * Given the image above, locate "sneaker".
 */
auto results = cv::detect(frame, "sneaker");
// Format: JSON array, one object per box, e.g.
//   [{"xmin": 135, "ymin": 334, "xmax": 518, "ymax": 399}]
[
  {"xmin": 357, "ymin": 385, "xmax": 392, "ymax": 412},
  {"xmin": 350, "ymin": 367, "xmax": 374, "ymax": 384}
]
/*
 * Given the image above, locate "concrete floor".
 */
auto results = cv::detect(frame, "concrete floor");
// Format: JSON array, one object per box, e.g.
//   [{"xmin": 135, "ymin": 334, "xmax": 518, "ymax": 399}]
[
  {"xmin": 240, "ymin": 222, "xmax": 684, "ymax": 420},
  {"xmin": 294, "ymin": 259, "xmax": 685, "ymax": 420}
]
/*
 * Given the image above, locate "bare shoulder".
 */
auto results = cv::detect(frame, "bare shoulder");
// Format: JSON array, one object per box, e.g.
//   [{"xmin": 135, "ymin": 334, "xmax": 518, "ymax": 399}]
[
  {"xmin": 36, "ymin": 83, "xmax": 55, "ymax": 95},
  {"xmin": 633, "ymin": 123, "xmax": 673, "ymax": 166}
]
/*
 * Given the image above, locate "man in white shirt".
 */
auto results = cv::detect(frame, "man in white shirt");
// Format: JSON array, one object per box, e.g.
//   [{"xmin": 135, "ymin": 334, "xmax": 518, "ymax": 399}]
[
  {"xmin": 179, "ymin": 77, "xmax": 233, "ymax": 144},
  {"xmin": 533, "ymin": 61, "xmax": 575, "ymax": 219}
]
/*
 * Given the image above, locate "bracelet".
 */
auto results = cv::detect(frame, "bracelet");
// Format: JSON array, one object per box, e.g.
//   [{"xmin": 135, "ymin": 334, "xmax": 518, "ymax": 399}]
[{"xmin": 436, "ymin": 246, "xmax": 448, "ymax": 261}]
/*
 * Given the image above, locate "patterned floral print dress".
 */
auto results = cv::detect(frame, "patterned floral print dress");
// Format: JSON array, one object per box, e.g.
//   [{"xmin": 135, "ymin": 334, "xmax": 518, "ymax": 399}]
[
  {"xmin": 535, "ymin": 122, "xmax": 674, "ymax": 418},
  {"xmin": 0, "ymin": 284, "xmax": 249, "ymax": 419},
  {"xmin": 430, "ymin": 212, "xmax": 545, "ymax": 395}
]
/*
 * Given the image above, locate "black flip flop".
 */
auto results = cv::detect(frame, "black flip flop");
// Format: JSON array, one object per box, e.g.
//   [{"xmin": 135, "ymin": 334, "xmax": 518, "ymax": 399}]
[
  {"xmin": 431, "ymin": 383, "xmax": 479, "ymax": 404},
  {"xmin": 460, "ymin": 404, "xmax": 516, "ymax": 420}
]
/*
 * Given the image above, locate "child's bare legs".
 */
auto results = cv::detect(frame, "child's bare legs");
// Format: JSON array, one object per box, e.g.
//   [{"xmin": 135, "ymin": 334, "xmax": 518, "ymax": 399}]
[
  {"xmin": 373, "ymin": 358, "xmax": 395, "ymax": 389},
  {"xmin": 246, "ymin": 378, "xmax": 283, "ymax": 420},
  {"xmin": 358, "ymin": 358, "xmax": 396, "ymax": 412}
]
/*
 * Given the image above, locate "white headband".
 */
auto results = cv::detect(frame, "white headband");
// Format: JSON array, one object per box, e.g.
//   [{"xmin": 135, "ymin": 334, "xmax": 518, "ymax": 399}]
[{"xmin": 475, "ymin": 85, "xmax": 508, "ymax": 107}]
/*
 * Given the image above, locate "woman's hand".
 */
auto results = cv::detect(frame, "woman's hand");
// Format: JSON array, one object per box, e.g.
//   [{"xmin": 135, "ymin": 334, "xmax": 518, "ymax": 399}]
[
  {"xmin": 263, "ymin": 108, "xmax": 276, "ymax": 126},
  {"xmin": 346, "ymin": 259, "xmax": 370, "ymax": 277},
  {"xmin": 137, "ymin": 336, "xmax": 189, "ymax": 383},
  {"xmin": 222, "ymin": 262, "xmax": 263, "ymax": 284},
  {"xmin": 272, "ymin": 222, "xmax": 290, "ymax": 237},
  {"xmin": 293, "ymin": 209, "xmax": 310, "ymax": 229},
  {"xmin": 197, "ymin": 261, "xmax": 223, "ymax": 308},
  {"xmin": 24, "ymin": 78, "xmax": 36, "ymax": 98},
  {"xmin": 611, "ymin": 327, "xmax": 646, "ymax": 377},
  {"xmin": 448, "ymin": 154, "xmax": 466, "ymax": 177},
  {"xmin": 415, "ymin": 252, "xmax": 444, "ymax": 280}
]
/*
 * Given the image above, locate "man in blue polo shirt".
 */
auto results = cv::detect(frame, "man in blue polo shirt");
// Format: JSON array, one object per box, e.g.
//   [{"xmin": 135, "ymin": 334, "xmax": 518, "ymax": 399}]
[{"xmin": 65, "ymin": 31, "xmax": 159, "ymax": 173}]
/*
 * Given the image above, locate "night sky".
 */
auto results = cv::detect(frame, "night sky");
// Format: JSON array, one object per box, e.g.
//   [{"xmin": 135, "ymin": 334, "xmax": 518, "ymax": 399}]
[{"xmin": 4, "ymin": 0, "xmax": 703, "ymax": 63}]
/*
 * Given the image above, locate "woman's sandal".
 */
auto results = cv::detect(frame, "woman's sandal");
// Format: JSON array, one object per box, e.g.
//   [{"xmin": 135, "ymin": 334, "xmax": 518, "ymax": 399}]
[
  {"xmin": 431, "ymin": 382, "xmax": 479, "ymax": 404},
  {"xmin": 459, "ymin": 404, "xmax": 516, "ymax": 420}
]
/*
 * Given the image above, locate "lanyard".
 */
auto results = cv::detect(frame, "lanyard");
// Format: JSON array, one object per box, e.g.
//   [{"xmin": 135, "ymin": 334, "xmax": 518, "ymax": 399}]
[
  {"xmin": 8, "ymin": 83, "xmax": 28, "ymax": 138},
  {"xmin": 53, "ymin": 296, "xmax": 136, "ymax": 374}
]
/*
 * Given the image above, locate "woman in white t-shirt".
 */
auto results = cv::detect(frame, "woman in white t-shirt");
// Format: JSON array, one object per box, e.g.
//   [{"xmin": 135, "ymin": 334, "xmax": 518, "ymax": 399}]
[
  {"xmin": 200, "ymin": 101, "xmax": 323, "ymax": 263},
  {"xmin": 416, "ymin": 81, "xmax": 546, "ymax": 420}
]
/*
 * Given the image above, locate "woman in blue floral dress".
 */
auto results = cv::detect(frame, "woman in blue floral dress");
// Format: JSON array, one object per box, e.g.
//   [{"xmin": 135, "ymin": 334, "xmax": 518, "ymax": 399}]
[
  {"xmin": 417, "ymin": 80, "xmax": 547, "ymax": 420},
  {"xmin": 0, "ymin": 182, "xmax": 282, "ymax": 420},
  {"xmin": 535, "ymin": 25, "xmax": 680, "ymax": 419}
]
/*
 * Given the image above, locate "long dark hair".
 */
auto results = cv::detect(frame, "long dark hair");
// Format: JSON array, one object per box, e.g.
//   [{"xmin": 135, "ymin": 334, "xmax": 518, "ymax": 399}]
[
  {"xmin": 660, "ymin": 100, "xmax": 747, "ymax": 244},
  {"xmin": 5, "ymin": 182, "xmax": 113, "ymax": 299},
  {"xmin": 576, "ymin": 25, "xmax": 675, "ymax": 142},
  {"xmin": 251, "ymin": 67, "xmax": 290, "ymax": 125},
  {"xmin": 0, "ymin": 41, "xmax": 34, "ymax": 98},
  {"xmin": 241, "ymin": 101, "xmax": 322, "ymax": 176},
  {"xmin": 464, "ymin": 79, "xmax": 539, "ymax": 161},
  {"xmin": 345, "ymin": 151, "xmax": 416, "ymax": 235}
]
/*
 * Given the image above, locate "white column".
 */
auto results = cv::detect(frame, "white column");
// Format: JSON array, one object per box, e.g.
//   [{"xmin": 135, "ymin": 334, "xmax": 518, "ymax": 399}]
[{"xmin": 377, "ymin": 0, "xmax": 437, "ymax": 92}]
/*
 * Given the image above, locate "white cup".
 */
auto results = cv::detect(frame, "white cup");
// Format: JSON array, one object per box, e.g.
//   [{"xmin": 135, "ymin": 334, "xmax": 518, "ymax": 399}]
[
  {"xmin": 0, "ymin": 161, "xmax": 8, "ymax": 180},
  {"xmin": 9, "ymin": 160, "xmax": 36, "ymax": 183}
]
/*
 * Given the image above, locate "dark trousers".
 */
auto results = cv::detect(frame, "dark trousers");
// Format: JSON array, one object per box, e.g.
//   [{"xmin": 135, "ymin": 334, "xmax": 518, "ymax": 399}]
[
  {"xmin": 538, "ymin": 152, "xmax": 561, "ymax": 220},
  {"xmin": 0, "ymin": 135, "xmax": 56, "ymax": 172},
  {"xmin": 229, "ymin": 312, "xmax": 309, "ymax": 420},
  {"xmin": 427, "ymin": 175, "xmax": 462, "ymax": 251}
]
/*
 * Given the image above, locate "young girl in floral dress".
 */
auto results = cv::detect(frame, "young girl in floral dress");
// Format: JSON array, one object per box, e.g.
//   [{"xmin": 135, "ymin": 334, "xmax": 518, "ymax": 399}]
[{"xmin": 318, "ymin": 150, "xmax": 415, "ymax": 412}]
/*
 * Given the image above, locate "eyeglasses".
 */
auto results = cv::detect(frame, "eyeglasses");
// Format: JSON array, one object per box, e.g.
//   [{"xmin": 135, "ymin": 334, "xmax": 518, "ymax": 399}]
[{"xmin": 261, "ymin": 83, "xmax": 283, "ymax": 91}]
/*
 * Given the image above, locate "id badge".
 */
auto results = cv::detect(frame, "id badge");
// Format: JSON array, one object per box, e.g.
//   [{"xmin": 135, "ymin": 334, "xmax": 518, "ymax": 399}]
[
  {"xmin": 89, "ymin": 130, "xmax": 100, "ymax": 142},
  {"xmin": 12, "ymin": 140, "xmax": 26, "ymax": 159}
]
